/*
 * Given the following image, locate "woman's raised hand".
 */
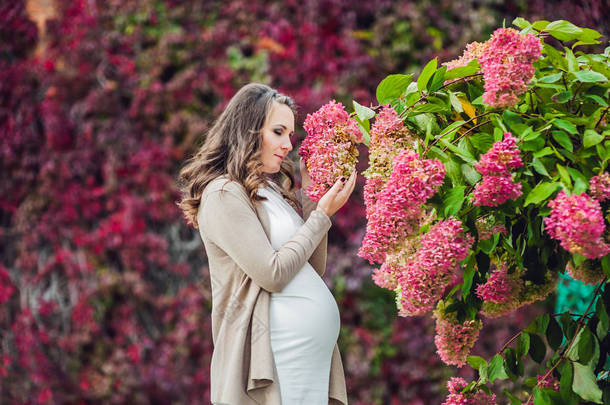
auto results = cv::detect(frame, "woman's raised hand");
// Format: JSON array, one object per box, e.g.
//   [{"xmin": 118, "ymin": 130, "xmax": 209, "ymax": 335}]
[{"xmin": 316, "ymin": 170, "xmax": 357, "ymax": 217}]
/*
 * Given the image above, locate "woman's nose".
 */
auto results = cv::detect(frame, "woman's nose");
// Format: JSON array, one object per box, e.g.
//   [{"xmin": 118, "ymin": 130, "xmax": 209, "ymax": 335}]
[{"xmin": 282, "ymin": 138, "xmax": 293, "ymax": 151}]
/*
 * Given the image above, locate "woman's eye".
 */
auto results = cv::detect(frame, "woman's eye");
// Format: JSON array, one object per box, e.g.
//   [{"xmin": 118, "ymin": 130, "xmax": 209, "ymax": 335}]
[{"xmin": 274, "ymin": 130, "xmax": 283, "ymax": 135}]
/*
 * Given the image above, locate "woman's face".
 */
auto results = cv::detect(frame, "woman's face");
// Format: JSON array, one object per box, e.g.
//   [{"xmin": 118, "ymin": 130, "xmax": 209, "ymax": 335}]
[{"xmin": 260, "ymin": 102, "xmax": 294, "ymax": 174}]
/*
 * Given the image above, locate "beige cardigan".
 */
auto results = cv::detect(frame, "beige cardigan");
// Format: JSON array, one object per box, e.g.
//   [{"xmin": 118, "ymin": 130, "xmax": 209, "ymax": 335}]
[{"xmin": 197, "ymin": 175, "xmax": 348, "ymax": 405}]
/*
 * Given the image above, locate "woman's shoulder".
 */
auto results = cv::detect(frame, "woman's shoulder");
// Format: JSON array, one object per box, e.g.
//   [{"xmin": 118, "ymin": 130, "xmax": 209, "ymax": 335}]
[{"xmin": 202, "ymin": 175, "xmax": 247, "ymax": 197}]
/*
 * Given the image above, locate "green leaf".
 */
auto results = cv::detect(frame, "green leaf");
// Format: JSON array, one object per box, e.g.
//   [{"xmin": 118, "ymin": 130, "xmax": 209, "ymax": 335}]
[
  {"xmin": 584, "ymin": 94, "xmax": 608, "ymax": 107},
  {"xmin": 444, "ymin": 59, "xmax": 480, "ymax": 81},
  {"xmin": 525, "ymin": 182, "xmax": 560, "ymax": 206},
  {"xmin": 512, "ymin": 17, "xmax": 531, "ymax": 29},
  {"xmin": 546, "ymin": 316, "xmax": 563, "ymax": 351},
  {"xmin": 529, "ymin": 333, "xmax": 546, "ymax": 363},
  {"xmin": 552, "ymin": 131, "xmax": 573, "ymax": 152},
  {"xmin": 545, "ymin": 20, "xmax": 584, "ymax": 42},
  {"xmin": 443, "ymin": 185, "xmax": 466, "ymax": 216},
  {"xmin": 573, "ymin": 70, "xmax": 608, "ymax": 83},
  {"xmin": 532, "ymin": 158, "xmax": 551, "ymax": 178},
  {"xmin": 553, "ymin": 119, "xmax": 578, "ymax": 135},
  {"xmin": 559, "ymin": 361, "xmax": 575, "ymax": 401},
  {"xmin": 584, "ymin": 129, "xmax": 604, "ymax": 148},
  {"xmin": 412, "ymin": 103, "xmax": 448, "ymax": 113},
  {"xmin": 603, "ymin": 255, "xmax": 610, "ymax": 278},
  {"xmin": 578, "ymin": 327, "xmax": 594, "ymax": 365},
  {"xmin": 556, "ymin": 164, "xmax": 572, "ymax": 188},
  {"xmin": 532, "ymin": 20, "xmax": 550, "ymax": 30},
  {"xmin": 533, "ymin": 147, "xmax": 554, "ymax": 158},
  {"xmin": 488, "ymin": 353, "xmax": 509, "ymax": 383},
  {"xmin": 573, "ymin": 362, "xmax": 603, "ymax": 403},
  {"xmin": 538, "ymin": 73, "xmax": 563, "ymax": 83},
  {"xmin": 504, "ymin": 389, "xmax": 521, "ymax": 405},
  {"xmin": 353, "ymin": 100, "xmax": 376, "ymax": 121},
  {"xmin": 534, "ymin": 387, "xmax": 551, "ymax": 405},
  {"xmin": 503, "ymin": 347, "xmax": 518, "ymax": 379},
  {"xmin": 467, "ymin": 355, "xmax": 487, "ymax": 370},
  {"xmin": 417, "ymin": 59, "xmax": 438, "ymax": 92},
  {"xmin": 462, "ymin": 256, "xmax": 476, "ymax": 299},
  {"xmin": 516, "ymin": 332, "xmax": 530, "ymax": 358},
  {"xmin": 554, "ymin": 91, "xmax": 573, "ymax": 103},
  {"xmin": 596, "ymin": 299, "xmax": 609, "ymax": 340},
  {"xmin": 567, "ymin": 167, "xmax": 588, "ymax": 193},
  {"xmin": 376, "ymin": 74, "xmax": 413, "ymax": 104},
  {"xmin": 469, "ymin": 132, "xmax": 494, "ymax": 152},
  {"xmin": 439, "ymin": 139, "xmax": 476, "ymax": 164},
  {"xmin": 461, "ymin": 163, "xmax": 481, "ymax": 184},
  {"xmin": 428, "ymin": 66, "xmax": 447, "ymax": 92},
  {"xmin": 448, "ymin": 91, "xmax": 463, "ymax": 113},
  {"xmin": 565, "ymin": 48, "xmax": 578, "ymax": 73}
]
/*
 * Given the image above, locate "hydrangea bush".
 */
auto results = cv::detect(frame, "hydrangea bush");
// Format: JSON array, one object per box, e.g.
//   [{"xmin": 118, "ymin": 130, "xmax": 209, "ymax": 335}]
[{"xmin": 308, "ymin": 18, "xmax": 610, "ymax": 404}]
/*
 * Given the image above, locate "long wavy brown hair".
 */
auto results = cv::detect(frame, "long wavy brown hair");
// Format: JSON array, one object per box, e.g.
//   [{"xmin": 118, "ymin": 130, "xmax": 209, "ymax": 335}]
[{"xmin": 176, "ymin": 83, "xmax": 300, "ymax": 229}]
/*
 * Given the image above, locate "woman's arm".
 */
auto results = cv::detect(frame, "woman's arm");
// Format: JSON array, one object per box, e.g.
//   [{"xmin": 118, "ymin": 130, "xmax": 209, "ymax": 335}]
[{"xmin": 199, "ymin": 184, "xmax": 331, "ymax": 293}]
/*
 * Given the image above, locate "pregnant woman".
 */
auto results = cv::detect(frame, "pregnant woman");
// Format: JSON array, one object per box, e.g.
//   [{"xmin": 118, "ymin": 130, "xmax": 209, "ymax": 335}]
[{"xmin": 177, "ymin": 83, "xmax": 355, "ymax": 404}]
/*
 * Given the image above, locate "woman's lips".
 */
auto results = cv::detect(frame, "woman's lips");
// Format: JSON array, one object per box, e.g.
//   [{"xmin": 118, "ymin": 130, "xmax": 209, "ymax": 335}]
[{"xmin": 274, "ymin": 154, "xmax": 284, "ymax": 161}]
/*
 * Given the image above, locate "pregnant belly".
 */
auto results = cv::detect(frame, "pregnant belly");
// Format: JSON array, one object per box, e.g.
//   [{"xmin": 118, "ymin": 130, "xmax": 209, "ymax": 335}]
[{"xmin": 269, "ymin": 266, "xmax": 340, "ymax": 352}]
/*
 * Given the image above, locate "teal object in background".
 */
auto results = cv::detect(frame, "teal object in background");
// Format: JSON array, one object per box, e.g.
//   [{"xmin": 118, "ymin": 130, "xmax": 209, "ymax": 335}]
[
  {"xmin": 555, "ymin": 272, "xmax": 609, "ymax": 379},
  {"xmin": 555, "ymin": 272, "xmax": 598, "ymax": 316}
]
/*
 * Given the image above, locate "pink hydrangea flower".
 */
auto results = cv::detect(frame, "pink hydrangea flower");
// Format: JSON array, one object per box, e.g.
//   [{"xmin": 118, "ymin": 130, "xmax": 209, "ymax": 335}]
[
  {"xmin": 358, "ymin": 150, "xmax": 445, "ymax": 264},
  {"xmin": 476, "ymin": 263, "xmax": 522, "ymax": 304},
  {"xmin": 589, "ymin": 172, "xmax": 610, "ymax": 202},
  {"xmin": 395, "ymin": 219, "xmax": 474, "ymax": 316},
  {"xmin": 433, "ymin": 302, "xmax": 482, "ymax": 367},
  {"xmin": 481, "ymin": 271, "xmax": 557, "ymax": 318},
  {"xmin": 537, "ymin": 374, "xmax": 560, "ymax": 391},
  {"xmin": 442, "ymin": 377, "xmax": 497, "ymax": 405},
  {"xmin": 299, "ymin": 100, "xmax": 362, "ymax": 201},
  {"xmin": 363, "ymin": 106, "xmax": 415, "ymax": 217},
  {"xmin": 472, "ymin": 133, "xmax": 523, "ymax": 207},
  {"xmin": 475, "ymin": 216, "xmax": 506, "ymax": 241},
  {"xmin": 475, "ymin": 133, "xmax": 523, "ymax": 175},
  {"xmin": 473, "ymin": 173, "xmax": 522, "ymax": 206},
  {"xmin": 443, "ymin": 41, "xmax": 489, "ymax": 71},
  {"xmin": 544, "ymin": 191, "xmax": 610, "ymax": 259},
  {"xmin": 478, "ymin": 28, "xmax": 542, "ymax": 108}
]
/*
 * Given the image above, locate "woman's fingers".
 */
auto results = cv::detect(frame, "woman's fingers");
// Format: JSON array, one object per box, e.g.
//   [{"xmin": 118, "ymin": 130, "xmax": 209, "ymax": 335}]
[{"xmin": 338, "ymin": 171, "xmax": 357, "ymax": 200}]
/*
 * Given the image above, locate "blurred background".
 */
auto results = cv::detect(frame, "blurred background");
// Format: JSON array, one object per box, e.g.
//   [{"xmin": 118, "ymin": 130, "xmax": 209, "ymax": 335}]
[{"xmin": 1, "ymin": 0, "xmax": 608, "ymax": 403}]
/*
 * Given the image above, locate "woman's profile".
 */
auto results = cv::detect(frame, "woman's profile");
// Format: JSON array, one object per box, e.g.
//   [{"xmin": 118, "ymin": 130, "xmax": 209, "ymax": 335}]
[{"xmin": 177, "ymin": 83, "xmax": 356, "ymax": 405}]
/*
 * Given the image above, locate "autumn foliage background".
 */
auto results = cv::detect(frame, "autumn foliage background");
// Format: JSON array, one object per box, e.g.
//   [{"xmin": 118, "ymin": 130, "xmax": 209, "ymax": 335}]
[{"xmin": 1, "ymin": 1, "xmax": 609, "ymax": 403}]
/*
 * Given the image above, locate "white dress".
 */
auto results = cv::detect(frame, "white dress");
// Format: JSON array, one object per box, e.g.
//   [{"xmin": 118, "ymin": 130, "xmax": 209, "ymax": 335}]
[{"xmin": 257, "ymin": 183, "xmax": 341, "ymax": 405}]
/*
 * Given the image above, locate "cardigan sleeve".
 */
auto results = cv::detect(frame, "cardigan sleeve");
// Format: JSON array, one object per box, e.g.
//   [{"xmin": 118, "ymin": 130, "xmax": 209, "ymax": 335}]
[{"xmin": 199, "ymin": 186, "xmax": 332, "ymax": 293}]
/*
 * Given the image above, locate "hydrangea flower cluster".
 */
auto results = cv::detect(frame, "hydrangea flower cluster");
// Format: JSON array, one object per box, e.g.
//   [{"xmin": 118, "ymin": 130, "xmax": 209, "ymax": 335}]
[
  {"xmin": 473, "ymin": 133, "xmax": 523, "ymax": 207},
  {"xmin": 478, "ymin": 28, "xmax": 542, "ymax": 108},
  {"xmin": 362, "ymin": 106, "xmax": 414, "ymax": 217},
  {"xmin": 395, "ymin": 219, "xmax": 474, "ymax": 316},
  {"xmin": 442, "ymin": 377, "xmax": 497, "ymax": 405},
  {"xmin": 443, "ymin": 41, "xmax": 489, "ymax": 71},
  {"xmin": 589, "ymin": 172, "xmax": 610, "ymax": 202},
  {"xmin": 299, "ymin": 100, "xmax": 362, "ymax": 201},
  {"xmin": 433, "ymin": 301, "xmax": 482, "ymax": 367},
  {"xmin": 544, "ymin": 191, "xmax": 610, "ymax": 259},
  {"xmin": 475, "ymin": 216, "xmax": 507, "ymax": 241},
  {"xmin": 481, "ymin": 271, "xmax": 558, "ymax": 318},
  {"xmin": 475, "ymin": 263, "xmax": 522, "ymax": 304},
  {"xmin": 358, "ymin": 150, "xmax": 445, "ymax": 264},
  {"xmin": 566, "ymin": 260, "xmax": 605, "ymax": 285}
]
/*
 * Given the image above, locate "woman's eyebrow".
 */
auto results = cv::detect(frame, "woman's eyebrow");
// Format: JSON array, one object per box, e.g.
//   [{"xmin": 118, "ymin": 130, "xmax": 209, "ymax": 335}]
[{"xmin": 273, "ymin": 124, "xmax": 294, "ymax": 133}]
